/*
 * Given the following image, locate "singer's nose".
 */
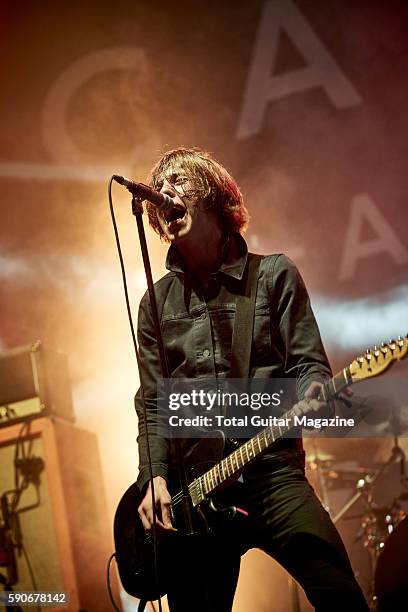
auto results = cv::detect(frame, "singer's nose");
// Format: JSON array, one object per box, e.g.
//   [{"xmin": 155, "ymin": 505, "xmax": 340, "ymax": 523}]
[{"xmin": 160, "ymin": 179, "xmax": 176, "ymax": 198}]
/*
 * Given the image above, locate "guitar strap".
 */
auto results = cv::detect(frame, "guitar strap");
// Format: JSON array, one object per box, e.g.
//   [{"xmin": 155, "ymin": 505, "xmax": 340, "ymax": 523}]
[{"xmin": 228, "ymin": 253, "xmax": 262, "ymax": 379}]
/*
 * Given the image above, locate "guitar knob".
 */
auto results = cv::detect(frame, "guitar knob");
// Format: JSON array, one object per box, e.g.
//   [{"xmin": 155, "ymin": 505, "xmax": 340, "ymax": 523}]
[{"xmin": 227, "ymin": 437, "xmax": 240, "ymax": 448}]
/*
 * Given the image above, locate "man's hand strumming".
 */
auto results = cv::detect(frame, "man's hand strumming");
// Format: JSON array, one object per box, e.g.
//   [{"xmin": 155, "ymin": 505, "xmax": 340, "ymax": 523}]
[{"xmin": 138, "ymin": 476, "xmax": 176, "ymax": 532}]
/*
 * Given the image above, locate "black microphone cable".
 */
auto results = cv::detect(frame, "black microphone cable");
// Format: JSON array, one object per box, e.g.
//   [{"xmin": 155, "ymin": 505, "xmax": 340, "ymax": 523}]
[
  {"xmin": 106, "ymin": 553, "xmax": 121, "ymax": 612},
  {"xmin": 108, "ymin": 177, "xmax": 163, "ymax": 612}
]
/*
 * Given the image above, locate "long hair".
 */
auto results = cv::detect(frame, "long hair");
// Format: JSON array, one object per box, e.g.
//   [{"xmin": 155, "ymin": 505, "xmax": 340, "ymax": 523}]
[{"xmin": 146, "ymin": 148, "xmax": 249, "ymax": 241}]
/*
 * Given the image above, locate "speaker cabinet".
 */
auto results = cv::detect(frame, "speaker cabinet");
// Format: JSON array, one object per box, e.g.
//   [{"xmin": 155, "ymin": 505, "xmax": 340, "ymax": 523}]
[
  {"xmin": 0, "ymin": 343, "xmax": 75, "ymax": 427},
  {"xmin": 0, "ymin": 417, "xmax": 116, "ymax": 611}
]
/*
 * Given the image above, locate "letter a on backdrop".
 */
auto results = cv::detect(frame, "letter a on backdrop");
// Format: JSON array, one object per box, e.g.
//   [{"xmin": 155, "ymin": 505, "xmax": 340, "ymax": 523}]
[
  {"xmin": 339, "ymin": 194, "xmax": 408, "ymax": 280},
  {"xmin": 237, "ymin": 0, "xmax": 362, "ymax": 139}
]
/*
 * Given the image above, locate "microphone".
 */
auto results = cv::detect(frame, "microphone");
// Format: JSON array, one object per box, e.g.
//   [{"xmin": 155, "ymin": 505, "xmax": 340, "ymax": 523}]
[{"xmin": 113, "ymin": 175, "xmax": 174, "ymax": 212}]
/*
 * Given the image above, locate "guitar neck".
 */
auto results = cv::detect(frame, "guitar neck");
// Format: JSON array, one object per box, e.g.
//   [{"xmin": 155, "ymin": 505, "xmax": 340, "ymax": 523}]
[
  {"xmin": 180, "ymin": 335, "xmax": 408, "ymax": 507},
  {"xmin": 191, "ymin": 368, "xmax": 352, "ymax": 502}
]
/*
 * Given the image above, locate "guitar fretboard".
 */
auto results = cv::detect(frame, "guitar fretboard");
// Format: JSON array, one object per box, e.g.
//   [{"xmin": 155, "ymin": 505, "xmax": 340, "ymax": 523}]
[{"xmin": 192, "ymin": 369, "xmax": 352, "ymax": 501}]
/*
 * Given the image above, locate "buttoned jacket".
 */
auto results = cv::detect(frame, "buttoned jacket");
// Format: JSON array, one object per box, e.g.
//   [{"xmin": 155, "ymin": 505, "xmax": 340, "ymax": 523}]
[{"xmin": 135, "ymin": 233, "xmax": 331, "ymax": 492}]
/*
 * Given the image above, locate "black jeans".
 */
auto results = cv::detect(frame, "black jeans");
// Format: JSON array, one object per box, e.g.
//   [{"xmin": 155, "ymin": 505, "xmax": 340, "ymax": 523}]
[{"xmin": 165, "ymin": 464, "xmax": 369, "ymax": 611}]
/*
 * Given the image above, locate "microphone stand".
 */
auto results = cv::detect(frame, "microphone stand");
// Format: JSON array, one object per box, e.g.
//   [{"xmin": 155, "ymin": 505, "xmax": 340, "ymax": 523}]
[{"xmin": 131, "ymin": 195, "xmax": 194, "ymax": 536}]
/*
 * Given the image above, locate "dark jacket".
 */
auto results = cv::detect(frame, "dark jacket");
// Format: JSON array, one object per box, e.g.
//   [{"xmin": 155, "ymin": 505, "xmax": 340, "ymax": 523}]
[{"xmin": 135, "ymin": 233, "xmax": 331, "ymax": 492}]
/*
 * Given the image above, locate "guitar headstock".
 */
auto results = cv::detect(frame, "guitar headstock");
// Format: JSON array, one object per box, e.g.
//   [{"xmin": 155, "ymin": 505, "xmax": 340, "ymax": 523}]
[{"xmin": 349, "ymin": 335, "xmax": 408, "ymax": 381}]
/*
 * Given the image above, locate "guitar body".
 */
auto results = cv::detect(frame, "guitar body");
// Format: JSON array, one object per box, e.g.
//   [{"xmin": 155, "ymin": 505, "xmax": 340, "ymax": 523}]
[
  {"xmin": 114, "ymin": 435, "xmax": 230, "ymax": 600},
  {"xmin": 114, "ymin": 481, "xmax": 170, "ymax": 600},
  {"xmin": 114, "ymin": 478, "xmax": 246, "ymax": 600}
]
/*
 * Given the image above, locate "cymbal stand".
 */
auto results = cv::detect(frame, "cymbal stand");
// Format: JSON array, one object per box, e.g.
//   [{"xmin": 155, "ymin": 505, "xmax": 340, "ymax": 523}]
[
  {"xmin": 309, "ymin": 440, "xmax": 331, "ymax": 512},
  {"xmin": 333, "ymin": 439, "xmax": 406, "ymax": 609}
]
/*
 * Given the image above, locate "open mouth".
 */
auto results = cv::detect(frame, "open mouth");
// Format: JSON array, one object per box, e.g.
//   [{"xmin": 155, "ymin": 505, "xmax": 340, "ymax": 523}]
[{"xmin": 164, "ymin": 205, "xmax": 186, "ymax": 227}]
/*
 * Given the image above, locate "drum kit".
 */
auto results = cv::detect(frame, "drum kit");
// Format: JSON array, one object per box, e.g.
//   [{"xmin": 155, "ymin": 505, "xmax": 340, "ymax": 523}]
[{"xmin": 305, "ymin": 436, "xmax": 408, "ymax": 611}]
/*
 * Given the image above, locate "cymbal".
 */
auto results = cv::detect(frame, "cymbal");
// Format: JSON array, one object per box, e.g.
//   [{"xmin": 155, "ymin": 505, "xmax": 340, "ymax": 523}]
[
  {"xmin": 324, "ymin": 467, "xmax": 375, "ymax": 481},
  {"xmin": 303, "ymin": 438, "xmax": 388, "ymax": 462},
  {"xmin": 326, "ymin": 462, "xmax": 376, "ymax": 474},
  {"xmin": 304, "ymin": 438, "xmax": 334, "ymax": 463},
  {"xmin": 306, "ymin": 452, "xmax": 334, "ymax": 464}
]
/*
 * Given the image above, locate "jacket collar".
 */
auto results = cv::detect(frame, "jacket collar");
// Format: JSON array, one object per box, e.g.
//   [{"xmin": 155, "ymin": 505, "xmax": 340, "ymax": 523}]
[{"xmin": 165, "ymin": 232, "xmax": 248, "ymax": 281}]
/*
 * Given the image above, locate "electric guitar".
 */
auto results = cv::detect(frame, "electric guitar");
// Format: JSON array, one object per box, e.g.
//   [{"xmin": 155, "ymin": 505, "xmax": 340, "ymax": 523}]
[{"xmin": 114, "ymin": 336, "xmax": 408, "ymax": 601}]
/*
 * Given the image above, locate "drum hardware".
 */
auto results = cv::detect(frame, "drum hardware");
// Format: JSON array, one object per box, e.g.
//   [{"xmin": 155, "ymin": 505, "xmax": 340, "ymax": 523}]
[
  {"xmin": 306, "ymin": 440, "xmax": 333, "ymax": 512},
  {"xmin": 329, "ymin": 438, "xmax": 407, "ymax": 610},
  {"xmin": 331, "ymin": 439, "xmax": 406, "ymax": 523}
]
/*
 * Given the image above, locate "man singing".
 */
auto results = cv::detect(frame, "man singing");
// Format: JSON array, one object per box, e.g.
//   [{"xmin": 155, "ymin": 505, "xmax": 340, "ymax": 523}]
[{"xmin": 135, "ymin": 148, "xmax": 368, "ymax": 611}]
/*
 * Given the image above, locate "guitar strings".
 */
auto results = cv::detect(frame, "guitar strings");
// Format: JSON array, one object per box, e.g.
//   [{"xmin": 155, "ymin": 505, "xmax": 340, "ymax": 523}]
[{"xmin": 169, "ymin": 404, "xmax": 317, "ymax": 512}]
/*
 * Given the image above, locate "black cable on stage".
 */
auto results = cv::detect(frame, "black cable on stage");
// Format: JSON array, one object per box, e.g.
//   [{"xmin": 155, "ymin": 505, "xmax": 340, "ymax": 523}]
[
  {"xmin": 14, "ymin": 424, "xmax": 39, "ymax": 605},
  {"xmin": 21, "ymin": 542, "xmax": 40, "ymax": 612},
  {"xmin": 106, "ymin": 553, "xmax": 121, "ymax": 612},
  {"xmin": 10, "ymin": 422, "xmax": 34, "ymax": 516},
  {"xmin": 108, "ymin": 177, "xmax": 163, "ymax": 612},
  {"xmin": 1, "ymin": 422, "xmax": 40, "ymax": 611}
]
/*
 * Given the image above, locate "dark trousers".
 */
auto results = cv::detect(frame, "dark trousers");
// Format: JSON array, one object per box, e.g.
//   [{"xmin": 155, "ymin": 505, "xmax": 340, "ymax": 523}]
[{"xmin": 166, "ymin": 464, "xmax": 369, "ymax": 611}]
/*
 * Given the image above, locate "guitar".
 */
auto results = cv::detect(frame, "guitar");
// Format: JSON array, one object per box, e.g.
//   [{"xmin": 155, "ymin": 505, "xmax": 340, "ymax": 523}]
[{"xmin": 114, "ymin": 336, "xmax": 408, "ymax": 601}]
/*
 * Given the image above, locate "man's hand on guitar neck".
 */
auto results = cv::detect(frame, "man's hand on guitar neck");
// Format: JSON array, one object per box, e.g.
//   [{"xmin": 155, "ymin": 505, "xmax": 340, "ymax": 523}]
[
  {"xmin": 138, "ymin": 476, "xmax": 176, "ymax": 532},
  {"xmin": 293, "ymin": 381, "xmax": 353, "ymax": 419}
]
